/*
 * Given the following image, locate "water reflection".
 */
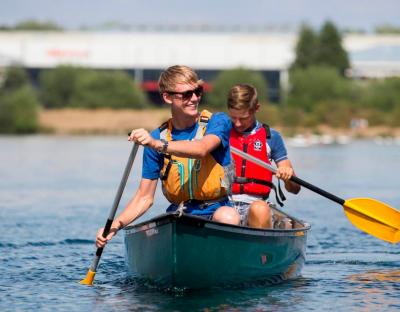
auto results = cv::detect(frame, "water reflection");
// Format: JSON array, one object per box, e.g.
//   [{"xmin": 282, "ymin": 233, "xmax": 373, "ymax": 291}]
[
  {"xmin": 348, "ymin": 269, "xmax": 400, "ymax": 283},
  {"xmin": 345, "ymin": 270, "xmax": 400, "ymax": 310},
  {"xmin": 89, "ymin": 275, "xmax": 317, "ymax": 312}
]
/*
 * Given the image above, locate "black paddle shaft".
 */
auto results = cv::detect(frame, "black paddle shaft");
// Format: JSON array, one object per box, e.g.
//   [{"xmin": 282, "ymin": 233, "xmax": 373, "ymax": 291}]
[
  {"xmin": 290, "ymin": 175, "xmax": 345, "ymax": 206},
  {"xmin": 91, "ymin": 143, "xmax": 139, "ymax": 270},
  {"xmin": 230, "ymin": 146, "xmax": 345, "ymax": 206}
]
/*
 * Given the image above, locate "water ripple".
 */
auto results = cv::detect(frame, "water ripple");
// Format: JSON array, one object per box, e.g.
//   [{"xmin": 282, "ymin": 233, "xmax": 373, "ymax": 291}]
[{"xmin": 0, "ymin": 239, "xmax": 93, "ymax": 249}]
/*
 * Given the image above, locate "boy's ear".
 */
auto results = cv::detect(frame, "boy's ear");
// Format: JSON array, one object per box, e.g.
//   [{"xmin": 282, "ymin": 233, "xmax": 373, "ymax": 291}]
[
  {"xmin": 254, "ymin": 102, "xmax": 260, "ymax": 113},
  {"xmin": 162, "ymin": 92, "xmax": 173, "ymax": 104}
]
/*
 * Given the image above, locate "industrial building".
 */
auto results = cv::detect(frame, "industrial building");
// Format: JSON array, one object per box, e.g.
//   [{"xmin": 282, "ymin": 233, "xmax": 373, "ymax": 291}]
[{"xmin": 0, "ymin": 30, "xmax": 399, "ymax": 103}]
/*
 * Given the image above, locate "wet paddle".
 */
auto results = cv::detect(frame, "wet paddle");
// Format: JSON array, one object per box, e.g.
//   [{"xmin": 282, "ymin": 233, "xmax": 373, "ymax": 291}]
[
  {"xmin": 231, "ymin": 146, "xmax": 400, "ymax": 244},
  {"xmin": 80, "ymin": 143, "xmax": 140, "ymax": 285}
]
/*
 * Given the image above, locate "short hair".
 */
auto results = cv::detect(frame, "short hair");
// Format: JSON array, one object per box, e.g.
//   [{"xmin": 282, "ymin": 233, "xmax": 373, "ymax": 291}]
[
  {"xmin": 227, "ymin": 84, "xmax": 258, "ymax": 111},
  {"xmin": 158, "ymin": 65, "xmax": 203, "ymax": 93}
]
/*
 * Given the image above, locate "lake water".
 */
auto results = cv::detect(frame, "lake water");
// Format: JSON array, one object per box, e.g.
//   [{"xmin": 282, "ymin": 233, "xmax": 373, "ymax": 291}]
[{"xmin": 0, "ymin": 136, "xmax": 399, "ymax": 311}]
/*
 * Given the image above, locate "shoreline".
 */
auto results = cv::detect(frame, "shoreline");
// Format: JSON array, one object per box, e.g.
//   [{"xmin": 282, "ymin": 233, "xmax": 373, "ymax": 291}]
[
  {"xmin": 39, "ymin": 108, "xmax": 171, "ymax": 135},
  {"xmin": 39, "ymin": 108, "xmax": 400, "ymax": 139}
]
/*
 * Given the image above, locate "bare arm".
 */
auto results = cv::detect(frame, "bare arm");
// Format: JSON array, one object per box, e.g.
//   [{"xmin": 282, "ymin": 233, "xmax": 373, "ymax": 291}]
[
  {"xmin": 96, "ymin": 178, "xmax": 158, "ymax": 247},
  {"xmin": 276, "ymin": 159, "xmax": 301, "ymax": 194},
  {"xmin": 129, "ymin": 128, "xmax": 221, "ymax": 158}
]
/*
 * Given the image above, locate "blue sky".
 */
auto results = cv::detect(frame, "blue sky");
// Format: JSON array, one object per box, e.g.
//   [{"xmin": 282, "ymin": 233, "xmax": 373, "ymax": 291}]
[{"xmin": 1, "ymin": 0, "xmax": 399, "ymax": 32}]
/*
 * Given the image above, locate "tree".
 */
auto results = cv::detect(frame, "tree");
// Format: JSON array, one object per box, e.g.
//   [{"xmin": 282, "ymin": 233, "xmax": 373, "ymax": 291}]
[
  {"xmin": 360, "ymin": 77, "xmax": 400, "ymax": 112},
  {"xmin": 69, "ymin": 70, "xmax": 148, "ymax": 109},
  {"xmin": 40, "ymin": 66, "xmax": 83, "ymax": 108},
  {"xmin": 0, "ymin": 86, "xmax": 40, "ymax": 133},
  {"xmin": 316, "ymin": 21, "xmax": 350, "ymax": 75},
  {"xmin": 207, "ymin": 68, "xmax": 268, "ymax": 108},
  {"xmin": 287, "ymin": 66, "xmax": 352, "ymax": 112},
  {"xmin": 375, "ymin": 24, "xmax": 400, "ymax": 34},
  {"xmin": 14, "ymin": 20, "xmax": 62, "ymax": 31},
  {"xmin": 291, "ymin": 21, "xmax": 350, "ymax": 75},
  {"xmin": 1, "ymin": 67, "xmax": 29, "ymax": 91},
  {"xmin": 0, "ymin": 67, "xmax": 40, "ymax": 133},
  {"xmin": 291, "ymin": 24, "xmax": 318, "ymax": 70},
  {"xmin": 40, "ymin": 67, "xmax": 149, "ymax": 109}
]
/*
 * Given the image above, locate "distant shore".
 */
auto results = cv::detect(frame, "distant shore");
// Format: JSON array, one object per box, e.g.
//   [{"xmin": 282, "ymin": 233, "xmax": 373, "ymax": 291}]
[
  {"xmin": 39, "ymin": 108, "xmax": 171, "ymax": 135},
  {"xmin": 39, "ymin": 108, "xmax": 400, "ymax": 138}
]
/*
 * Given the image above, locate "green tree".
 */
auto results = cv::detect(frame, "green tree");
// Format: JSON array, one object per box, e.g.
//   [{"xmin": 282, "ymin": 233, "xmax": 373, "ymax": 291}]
[
  {"xmin": 316, "ymin": 21, "xmax": 350, "ymax": 75},
  {"xmin": 14, "ymin": 19, "xmax": 62, "ymax": 31},
  {"xmin": 40, "ymin": 66, "xmax": 83, "ymax": 108},
  {"xmin": 0, "ymin": 86, "xmax": 40, "ymax": 133},
  {"xmin": 207, "ymin": 68, "xmax": 268, "ymax": 108},
  {"xmin": 40, "ymin": 67, "xmax": 149, "ymax": 109},
  {"xmin": 287, "ymin": 66, "xmax": 352, "ymax": 112},
  {"xmin": 360, "ymin": 77, "xmax": 400, "ymax": 112},
  {"xmin": 312, "ymin": 100, "xmax": 354, "ymax": 128},
  {"xmin": 375, "ymin": 24, "xmax": 400, "ymax": 34},
  {"xmin": 70, "ymin": 70, "xmax": 148, "ymax": 109},
  {"xmin": 280, "ymin": 107, "xmax": 307, "ymax": 129},
  {"xmin": 291, "ymin": 24, "xmax": 318, "ymax": 70},
  {"xmin": 291, "ymin": 21, "xmax": 350, "ymax": 75},
  {"xmin": 2, "ymin": 67, "xmax": 29, "ymax": 91}
]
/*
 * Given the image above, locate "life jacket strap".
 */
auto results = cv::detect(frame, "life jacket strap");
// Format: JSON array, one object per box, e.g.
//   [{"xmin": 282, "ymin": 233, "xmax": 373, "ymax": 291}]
[
  {"xmin": 234, "ymin": 176, "xmax": 286, "ymax": 207},
  {"xmin": 159, "ymin": 110, "xmax": 211, "ymax": 181},
  {"xmin": 160, "ymin": 154, "xmax": 172, "ymax": 181}
]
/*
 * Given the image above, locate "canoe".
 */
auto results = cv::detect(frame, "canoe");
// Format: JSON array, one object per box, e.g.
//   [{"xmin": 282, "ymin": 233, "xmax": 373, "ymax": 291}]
[{"xmin": 123, "ymin": 208, "xmax": 310, "ymax": 289}]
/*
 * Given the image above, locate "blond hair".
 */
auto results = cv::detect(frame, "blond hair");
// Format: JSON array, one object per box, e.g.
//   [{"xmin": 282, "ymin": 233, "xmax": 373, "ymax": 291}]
[
  {"xmin": 158, "ymin": 65, "xmax": 203, "ymax": 92},
  {"xmin": 227, "ymin": 84, "xmax": 258, "ymax": 110}
]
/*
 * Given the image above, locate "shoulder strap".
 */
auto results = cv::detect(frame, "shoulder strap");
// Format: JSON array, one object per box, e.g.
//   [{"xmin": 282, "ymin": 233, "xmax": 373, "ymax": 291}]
[
  {"xmin": 159, "ymin": 119, "xmax": 172, "ymax": 141},
  {"xmin": 262, "ymin": 123, "xmax": 271, "ymax": 139},
  {"xmin": 194, "ymin": 110, "xmax": 212, "ymax": 140}
]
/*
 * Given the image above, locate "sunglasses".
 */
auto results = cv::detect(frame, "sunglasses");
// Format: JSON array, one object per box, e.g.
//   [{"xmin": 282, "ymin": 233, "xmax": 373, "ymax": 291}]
[{"xmin": 165, "ymin": 86, "xmax": 203, "ymax": 101}]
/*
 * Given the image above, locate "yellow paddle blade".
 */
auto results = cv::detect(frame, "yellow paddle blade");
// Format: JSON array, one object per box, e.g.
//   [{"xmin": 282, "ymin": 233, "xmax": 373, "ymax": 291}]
[
  {"xmin": 79, "ymin": 269, "xmax": 96, "ymax": 285},
  {"xmin": 345, "ymin": 198, "xmax": 400, "ymax": 229},
  {"xmin": 343, "ymin": 198, "xmax": 400, "ymax": 244}
]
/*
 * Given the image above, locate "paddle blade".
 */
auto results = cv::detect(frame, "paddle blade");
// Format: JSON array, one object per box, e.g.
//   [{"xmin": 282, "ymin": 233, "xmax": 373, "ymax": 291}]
[
  {"xmin": 79, "ymin": 269, "xmax": 96, "ymax": 286},
  {"xmin": 343, "ymin": 198, "xmax": 400, "ymax": 244}
]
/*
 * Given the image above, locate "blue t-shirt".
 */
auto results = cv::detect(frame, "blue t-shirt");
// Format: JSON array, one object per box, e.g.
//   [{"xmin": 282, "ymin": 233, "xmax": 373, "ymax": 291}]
[
  {"xmin": 142, "ymin": 112, "xmax": 232, "ymax": 180},
  {"xmin": 267, "ymin": 128, "xmax": 288, "ymax": 163}
]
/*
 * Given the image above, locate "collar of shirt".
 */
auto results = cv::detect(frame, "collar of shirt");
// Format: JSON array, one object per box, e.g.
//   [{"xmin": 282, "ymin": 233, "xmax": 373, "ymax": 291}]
[{"xmin": 241, "ymin": 120, "xmax": 261, "ymax": 136}]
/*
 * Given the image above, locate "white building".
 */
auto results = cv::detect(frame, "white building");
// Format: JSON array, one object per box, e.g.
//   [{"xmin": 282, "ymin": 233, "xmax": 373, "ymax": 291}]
[{"xmin": 0, "ymin": 31, "xmax": 399, "ymax": 102}]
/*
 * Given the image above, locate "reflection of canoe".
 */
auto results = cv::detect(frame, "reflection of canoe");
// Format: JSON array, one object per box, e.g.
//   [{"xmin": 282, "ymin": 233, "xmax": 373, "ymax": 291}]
[{"xmin": 124, "ymin": 209, "xmax": 310, "ymax": 289}]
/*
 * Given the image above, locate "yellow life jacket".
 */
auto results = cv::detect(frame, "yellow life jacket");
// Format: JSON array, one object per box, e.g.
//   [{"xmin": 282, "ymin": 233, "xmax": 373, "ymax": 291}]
[{"xmin": 159, "ymin": 110, "xmax": 227, "ymax": 204}]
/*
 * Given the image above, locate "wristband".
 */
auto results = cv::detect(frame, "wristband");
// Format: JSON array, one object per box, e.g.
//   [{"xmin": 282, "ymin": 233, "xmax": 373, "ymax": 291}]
[{"xmin": 157, "ymin": 139, "xmax": 169, "ymax": 154}]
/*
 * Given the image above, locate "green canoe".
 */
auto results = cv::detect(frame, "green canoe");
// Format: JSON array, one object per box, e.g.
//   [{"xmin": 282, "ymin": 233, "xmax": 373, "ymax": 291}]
[{"xmin": 124, "ymin": 209, "xmax": 310, "ymax": 289}]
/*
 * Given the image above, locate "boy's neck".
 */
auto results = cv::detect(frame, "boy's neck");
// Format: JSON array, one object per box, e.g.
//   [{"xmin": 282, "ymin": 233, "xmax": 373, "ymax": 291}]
[{"xmin": 171, "ymin": 112, "xmax": 199, "ymax": 130}]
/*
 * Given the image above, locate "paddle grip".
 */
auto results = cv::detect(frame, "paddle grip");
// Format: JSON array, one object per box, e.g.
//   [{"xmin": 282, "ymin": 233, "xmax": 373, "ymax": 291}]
[{"xmin": 290, "ymin": 175, "xmax": 345, "ymax": 205}]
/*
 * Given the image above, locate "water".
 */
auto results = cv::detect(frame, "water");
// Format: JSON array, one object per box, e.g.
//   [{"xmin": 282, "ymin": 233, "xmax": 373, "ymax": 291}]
[{"xmin": 0, "ymin": 136, "xmax": 399, "ymax": 311}]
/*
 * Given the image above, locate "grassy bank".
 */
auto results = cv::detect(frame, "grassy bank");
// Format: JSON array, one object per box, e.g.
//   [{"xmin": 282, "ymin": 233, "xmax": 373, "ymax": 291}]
[
  {"xmin": 38, "ymin": 108, "xmax": 400, "ymax": 138},
  {"xmin": 39, "ymin": 108, "xmax": 171, "ymax": 135}
]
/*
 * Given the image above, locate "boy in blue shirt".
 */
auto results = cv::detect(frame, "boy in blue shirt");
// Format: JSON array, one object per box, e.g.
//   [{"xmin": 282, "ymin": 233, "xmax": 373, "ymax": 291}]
[
  {"xmin": 96, "ymin": 65, "xmax": 240, "ymax": 248},
  {"xmin": 228, "ymin": 84, "xmax": 300, "ymax": 228}
]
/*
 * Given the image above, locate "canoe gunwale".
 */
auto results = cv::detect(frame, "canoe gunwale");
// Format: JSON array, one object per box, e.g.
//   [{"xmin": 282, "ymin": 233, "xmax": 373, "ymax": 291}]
[{"xmin": 124, "ymin": 211, "xmax": 311, "ymax": 237}]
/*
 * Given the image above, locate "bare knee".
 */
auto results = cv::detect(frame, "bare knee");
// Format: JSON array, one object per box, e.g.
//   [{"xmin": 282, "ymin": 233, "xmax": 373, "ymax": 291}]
[
  {"xmin": 212, "ymin": 206, "xmax": 241, "ymax": 225},
  {"xmin": 248, "ymin": 200, "xmax": 272, "ymax": 229}
]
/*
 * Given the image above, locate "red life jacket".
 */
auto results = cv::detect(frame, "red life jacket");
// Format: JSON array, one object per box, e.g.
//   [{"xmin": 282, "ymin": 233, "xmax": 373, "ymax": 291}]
[{"xmin": 230, "ymin": 124, "xmax": 274, "ymax": 197}]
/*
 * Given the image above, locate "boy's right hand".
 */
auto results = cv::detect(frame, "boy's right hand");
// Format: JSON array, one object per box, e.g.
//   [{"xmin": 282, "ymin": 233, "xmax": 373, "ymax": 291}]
[{"xmin": 95, "ymin": 227, "xmax": 117, "ymax": 248}]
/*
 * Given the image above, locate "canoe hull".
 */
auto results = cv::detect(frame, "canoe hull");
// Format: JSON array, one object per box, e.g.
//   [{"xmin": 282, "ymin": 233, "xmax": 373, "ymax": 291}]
[{"xmin": 124, "ymin": 213, "xmax": 309, "ymax": 289}]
